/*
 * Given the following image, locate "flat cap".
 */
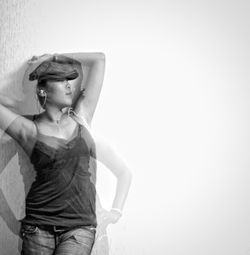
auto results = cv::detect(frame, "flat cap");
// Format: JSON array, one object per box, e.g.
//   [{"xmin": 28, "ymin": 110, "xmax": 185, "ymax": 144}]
[{"xmin": 29, "ymin": 55, "xmax": 80, "ymax": 82}]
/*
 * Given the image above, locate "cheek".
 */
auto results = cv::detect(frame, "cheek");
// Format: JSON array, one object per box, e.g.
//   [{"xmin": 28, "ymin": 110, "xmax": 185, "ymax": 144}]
[
  {"xmin": 47, "ymin": 87, "xmax": 65, "ymax": 102},
  {"xmin": 48, "ymin": 83, "xmax": 63, "ymax": 94},
  {"xmin": 71, "ymin": 79, "xmax": 81, "ymax": 92},
  {"xmin": 48, "ymin": 90, "xmax": 59, "ymax": 100},
  {"xmin": 70, "ymin": 80, "xmax": 82, "ymax": 102}
]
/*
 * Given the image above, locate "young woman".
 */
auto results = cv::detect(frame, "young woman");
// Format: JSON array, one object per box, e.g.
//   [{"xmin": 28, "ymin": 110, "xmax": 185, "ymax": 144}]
[{"xmin": 0, "ymin": 53, "xmax": 132, "ymax": 255}]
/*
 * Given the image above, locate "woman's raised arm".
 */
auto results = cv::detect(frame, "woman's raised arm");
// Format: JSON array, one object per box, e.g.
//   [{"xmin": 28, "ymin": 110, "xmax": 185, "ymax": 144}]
[
  {"xmin": 0, "ymin": 94, "xmax": 20, "ymax": 109},
  {"xmin": 59, "ymin": 52, "xmax": 105, "ymax": 124}
]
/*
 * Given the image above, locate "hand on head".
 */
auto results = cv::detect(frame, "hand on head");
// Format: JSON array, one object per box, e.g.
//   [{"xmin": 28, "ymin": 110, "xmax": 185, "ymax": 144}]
[{"xmin": 27, "ymin": 54, "xmax": 53, "ymax": 66}]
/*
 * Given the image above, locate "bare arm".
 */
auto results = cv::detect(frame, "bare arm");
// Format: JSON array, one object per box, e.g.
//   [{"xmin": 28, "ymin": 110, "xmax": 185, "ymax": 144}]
[
  {"xmin": 0, "ymin": 102, "xmax": 35, "ymax": 153},
  {"xmin": 0, "ymin": 94, "xmax": 19, "ymax": 108},
  {"xmin": 0, "ymin": 114, "xmax": 34, "ymax": 174},
  {"xmin": 94, "ymin": 135, "xmax": 132, "ymax": 211},
  {"xmin": 70, "ymin": 114, "xmax": 132, "ymax": 212},
  {"xmin": 59, "ymin": 52, "xmax": 105, "ymax": 124}
]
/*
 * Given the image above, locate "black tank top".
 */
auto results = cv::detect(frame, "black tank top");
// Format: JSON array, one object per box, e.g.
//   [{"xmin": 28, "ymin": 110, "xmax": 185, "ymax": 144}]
[{"xmin": 21, "ymin": 115, "xmax": 97, "ymax": 227}]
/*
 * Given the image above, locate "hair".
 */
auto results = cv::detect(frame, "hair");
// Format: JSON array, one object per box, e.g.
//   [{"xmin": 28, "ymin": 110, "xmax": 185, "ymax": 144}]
[{"xmin": 37, "ymin": 79, "xmax": 47, "ymax": 88}]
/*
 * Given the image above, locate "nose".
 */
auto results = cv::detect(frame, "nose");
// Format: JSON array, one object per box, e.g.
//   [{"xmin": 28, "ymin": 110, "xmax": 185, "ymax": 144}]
[{"xmin": 65, "ymin": 80, "xmax": 71, "ymax": 89}]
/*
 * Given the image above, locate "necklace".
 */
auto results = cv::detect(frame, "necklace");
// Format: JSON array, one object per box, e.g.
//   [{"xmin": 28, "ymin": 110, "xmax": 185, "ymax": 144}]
[
  {"xmin": 44, "ymin": 110, "xmax": 65, "ymax": 125},
  {"xmin": 50, "ymin": 118, "xmax": 63, "ymax": 134}
]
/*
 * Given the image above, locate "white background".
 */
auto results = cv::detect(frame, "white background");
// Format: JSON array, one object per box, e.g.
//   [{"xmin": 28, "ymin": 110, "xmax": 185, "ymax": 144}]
[{"xmin": 0, "ymin": 0, "xmax": 250, "ymax": 254}]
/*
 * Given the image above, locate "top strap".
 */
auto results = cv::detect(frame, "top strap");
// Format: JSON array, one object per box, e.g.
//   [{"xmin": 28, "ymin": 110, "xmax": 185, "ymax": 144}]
[{"xmin": 68, "ymin": 108, "xmax": 91, "ymax": 132}]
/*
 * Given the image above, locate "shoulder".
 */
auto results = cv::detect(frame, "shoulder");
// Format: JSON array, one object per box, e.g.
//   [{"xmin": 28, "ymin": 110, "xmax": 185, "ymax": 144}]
[
  {"xmin": 19, "ymin": 116, "xmax": 37, "ymax": 140},
  {"xmin": 8, "ymin": 115, "xmax": 37, "ymax": 149}
]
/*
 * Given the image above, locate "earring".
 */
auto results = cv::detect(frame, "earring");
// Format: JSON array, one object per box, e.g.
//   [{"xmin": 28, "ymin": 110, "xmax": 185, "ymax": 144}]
[
  {"xmin": 41, "ymin": 93, "xmax": 47, "ymax": 109},
  {"xmin": 36, "ymin": 89, "xmax": 47, "ymax": 109},
  {"xmin": 38, "ymin": 89, "xmax": 47, "ymax": 97}
]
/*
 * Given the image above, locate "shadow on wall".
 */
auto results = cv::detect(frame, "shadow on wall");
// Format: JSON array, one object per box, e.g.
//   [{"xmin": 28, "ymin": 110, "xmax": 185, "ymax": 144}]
[
  {"xmin": 0, "ymin": 62, "xmax": 38, "ymax": 254},
  {"xmin": 0, "ymin": 136, "xmax": 36, "ymax": 254},
  {"xmin": 0, "ymin": 61, "xmax": 110, "ymax": 255}
]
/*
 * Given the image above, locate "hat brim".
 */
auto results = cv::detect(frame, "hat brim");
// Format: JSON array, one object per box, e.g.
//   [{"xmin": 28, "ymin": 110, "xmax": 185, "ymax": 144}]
[{"xmin": 38, "ymin": 70, "xmax": 79, "ymax": 82}]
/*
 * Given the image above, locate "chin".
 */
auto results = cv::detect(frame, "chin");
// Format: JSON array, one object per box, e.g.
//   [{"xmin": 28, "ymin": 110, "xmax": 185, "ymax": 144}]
[
  {"xmin": 59, "ymin": 100, "xmax": 72, "ymax": 109},
  {"xmin": 65, "ymin": 102, "xmax": 73, "ymax": 108}
]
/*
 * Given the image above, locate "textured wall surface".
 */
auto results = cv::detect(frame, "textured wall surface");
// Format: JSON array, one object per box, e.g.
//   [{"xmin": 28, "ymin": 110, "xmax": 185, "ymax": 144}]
[
  {"xmin": 0, "ymin": 0, "xmax": 39, "ymax": 91},
  {"xmin": 0, "ymin": 1, "xmax": 39, "ymax": 254},
  {"xmin": 1, "ymin": 0, "xmax": 250, "ymax": 255}
]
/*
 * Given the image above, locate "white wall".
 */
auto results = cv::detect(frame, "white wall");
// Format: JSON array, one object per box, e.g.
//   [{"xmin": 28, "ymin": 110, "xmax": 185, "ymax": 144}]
[{"xmin": 0, "ymin": 0, "xmax": 250, "ymax": 254}]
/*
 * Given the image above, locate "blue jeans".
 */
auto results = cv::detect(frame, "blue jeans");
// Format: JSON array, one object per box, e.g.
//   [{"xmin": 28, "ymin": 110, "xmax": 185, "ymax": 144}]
[{"xmin": 20, "ymin": 223, "xmax": 96, "ymax": 255}]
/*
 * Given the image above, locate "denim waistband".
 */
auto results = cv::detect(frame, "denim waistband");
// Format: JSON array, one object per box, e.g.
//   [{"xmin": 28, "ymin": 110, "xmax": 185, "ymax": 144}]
[{"xmin": 32, "ymin": 224, "xmax": 96, "ymax": 233}]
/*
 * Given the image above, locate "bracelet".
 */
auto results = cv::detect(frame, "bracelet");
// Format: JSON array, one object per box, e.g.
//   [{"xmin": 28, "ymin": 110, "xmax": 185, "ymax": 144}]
[{"xmin": 111, "ymin": 208, "xmax": 123, "ymax": 216}]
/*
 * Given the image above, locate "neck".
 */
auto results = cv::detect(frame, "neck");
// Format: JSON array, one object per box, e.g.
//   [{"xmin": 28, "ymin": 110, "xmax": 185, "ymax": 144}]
[{"xmin": 44, "ymin": 106, "xmax": 64, "ymax": 124}]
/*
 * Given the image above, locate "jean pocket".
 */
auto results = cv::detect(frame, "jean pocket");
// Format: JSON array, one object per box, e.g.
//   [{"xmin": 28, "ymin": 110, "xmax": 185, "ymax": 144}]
[
  {"xmin": 21, "ymin": 224, "xmax": 39, "ymax": 237},
  {"xmin": 70, "ymin": 228, "xmax": 96, "ymax": 247}
]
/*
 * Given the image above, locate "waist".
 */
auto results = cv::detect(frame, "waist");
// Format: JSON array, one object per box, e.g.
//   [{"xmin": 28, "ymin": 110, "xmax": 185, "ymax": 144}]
[{"xmin": 24, "ymin": 223, "xmax": 96, "ymax": 234}]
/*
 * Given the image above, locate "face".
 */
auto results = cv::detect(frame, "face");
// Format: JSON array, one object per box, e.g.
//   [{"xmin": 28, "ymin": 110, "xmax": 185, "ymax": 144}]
[
  {"xmin": 70, "ymin": 66, "xmax": 83, "ymax": 103},
  {"xmin": 45, "ymin": 79, "xmax": 73, "ymax": 108}
]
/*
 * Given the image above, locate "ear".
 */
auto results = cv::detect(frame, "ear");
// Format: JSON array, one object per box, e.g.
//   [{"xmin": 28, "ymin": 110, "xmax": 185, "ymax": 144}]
[{"xmin": 38, "ymin": 89, "xmax": 47, "ymax": 97}]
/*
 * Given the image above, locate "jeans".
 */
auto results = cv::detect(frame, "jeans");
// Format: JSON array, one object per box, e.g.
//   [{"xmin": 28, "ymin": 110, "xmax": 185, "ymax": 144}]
[{"xmin": 20, "ymin": 223, "xmax": 96, "ymax": 255}]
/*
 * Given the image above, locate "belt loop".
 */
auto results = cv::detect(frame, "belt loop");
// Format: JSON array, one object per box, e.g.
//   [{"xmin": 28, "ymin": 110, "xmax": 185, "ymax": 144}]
[{"xmin": 53, "ymin": 226, "xmax": 65, "ymax": 233}]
